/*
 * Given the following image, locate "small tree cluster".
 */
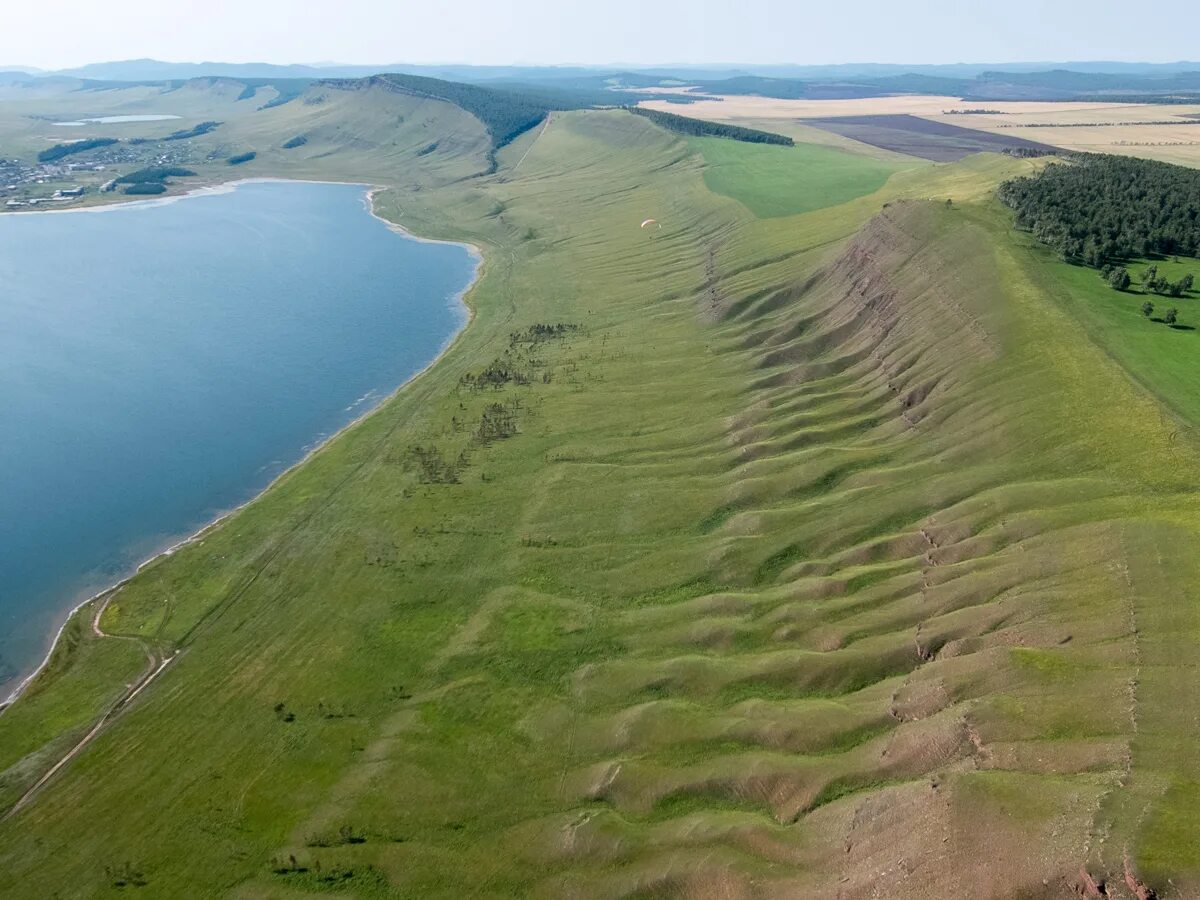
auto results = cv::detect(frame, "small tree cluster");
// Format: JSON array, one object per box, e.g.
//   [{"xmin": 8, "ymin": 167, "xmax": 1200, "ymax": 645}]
[
  {"xmin": 405, "ymin": 445, "xmax": 468, "ymax": 484},
  {"xmin": 473, "ymin": 402, "xmax": 519, "ymax": 444},
  {"xmin": 1143, "ymin": 265, "xmax": 1195, "ymax": 297},
  {"xmin": 460, "ymin": 358, "xmax": 531, "ymax": 390},
  {"xmin": 1101, "ymin": 264, "xmax": 1132, "ymax": 291},
  {"xmin": 1141, "ymin": 299, "xmax": 1181, "ymax": 325},
  {"xmin": 509, "ymin": 322, "xmax": 580, "ymax": 346}
]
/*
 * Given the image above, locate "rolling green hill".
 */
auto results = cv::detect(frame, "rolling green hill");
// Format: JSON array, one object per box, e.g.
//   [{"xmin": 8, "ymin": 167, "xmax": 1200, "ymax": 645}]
[{"xmin": 1, "ymin": 78, "xmax": 1200, "ymax": 899}]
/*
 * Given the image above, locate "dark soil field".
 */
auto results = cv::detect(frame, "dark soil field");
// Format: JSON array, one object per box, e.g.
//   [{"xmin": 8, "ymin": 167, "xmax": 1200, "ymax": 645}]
[{"xmin": 805, "ymin": 113, "xmax": 1060, "ymax": 160}]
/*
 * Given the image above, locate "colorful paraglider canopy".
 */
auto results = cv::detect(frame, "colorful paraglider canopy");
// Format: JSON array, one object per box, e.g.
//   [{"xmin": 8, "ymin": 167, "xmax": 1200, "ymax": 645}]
[{"xmin": 640, "ymin": 218, "xmax": 660, "ymax": 229}]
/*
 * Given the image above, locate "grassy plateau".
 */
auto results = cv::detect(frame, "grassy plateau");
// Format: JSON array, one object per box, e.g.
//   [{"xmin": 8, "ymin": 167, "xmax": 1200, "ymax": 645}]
[{"xmin": 0, "ymin": 77, "xmax": 1198, "ymax": 898}]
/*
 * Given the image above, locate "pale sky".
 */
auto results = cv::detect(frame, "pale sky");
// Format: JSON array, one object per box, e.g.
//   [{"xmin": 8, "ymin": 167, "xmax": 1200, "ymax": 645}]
[{"xmin": 2, "ymin": 0, "xmax": 1197, "ymax": 71}]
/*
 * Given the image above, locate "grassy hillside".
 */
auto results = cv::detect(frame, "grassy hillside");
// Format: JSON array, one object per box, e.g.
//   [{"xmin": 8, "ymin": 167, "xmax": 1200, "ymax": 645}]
[
  {"xmin": 322, "ymin": 74, "xmax": 552, "ymax": 149},
  {"xmin": 0, "ymin": 77, "xmax": 497, "ymax": 204},
  {"xmin": 1, "ymin": 88, "xmax": 1200, "ymax": 899},
  {"xmin": 210, "ymin": 80, "xmax": 496, "ymax": 184}
]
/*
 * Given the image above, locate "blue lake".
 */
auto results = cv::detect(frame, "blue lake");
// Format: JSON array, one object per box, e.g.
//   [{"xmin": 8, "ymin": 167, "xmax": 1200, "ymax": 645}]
[{"xmin": 0, "ymin": 181, "xmax": 476, "ymax": 696}]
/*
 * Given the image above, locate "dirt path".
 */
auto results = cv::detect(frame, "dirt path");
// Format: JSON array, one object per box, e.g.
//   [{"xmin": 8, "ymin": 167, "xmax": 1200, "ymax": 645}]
[
  {"xmin": 1, "ymin": 593, "xmax": 178, "ymax": 822},
  {"xmin": 512, "ymin": 113, "xmax": 553, "ymax": 173}
]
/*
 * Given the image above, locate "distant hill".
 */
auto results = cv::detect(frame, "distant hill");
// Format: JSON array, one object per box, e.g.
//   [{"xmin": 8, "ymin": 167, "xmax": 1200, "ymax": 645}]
[
  {"xmin": 686, "ymin": 60, "xmax": 1200, "ymax": 79},
  {"xmin": 322, "ymin": 73, "xmax": 643, "ymax": 154},
  {"xmin": 10, "ymin": 59, "xmax": 1200, "ymax": 107},
  {"xmin": 676, "ymin": 69, "xmax": 1200, "ymax": 103},
  {"xmin": 968, "ymin": 68, "xmax": 1200, "ymax": 98},
  {"xmin": 52, "ymin": 59, "xmax": 391, "ymax": 81},
  {"xmin": 30, "ymin": 58, "xmax": 1200, "ymax": 87},
  {"xmin": 45, "ymin": 59, "xmax": 659, "ymax": 84}
]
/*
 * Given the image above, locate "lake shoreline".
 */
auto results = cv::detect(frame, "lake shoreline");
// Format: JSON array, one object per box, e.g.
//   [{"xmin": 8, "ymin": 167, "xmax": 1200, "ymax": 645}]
[{"xmin": 0, "ymin": 179, "xmax": 484, "ymax": 711}]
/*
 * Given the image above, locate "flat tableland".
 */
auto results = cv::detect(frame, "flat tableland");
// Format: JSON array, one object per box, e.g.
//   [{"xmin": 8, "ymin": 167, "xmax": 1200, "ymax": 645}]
[{"xmin": 642, "ymin": 93, "xmax": 1200, "ymax": 166}]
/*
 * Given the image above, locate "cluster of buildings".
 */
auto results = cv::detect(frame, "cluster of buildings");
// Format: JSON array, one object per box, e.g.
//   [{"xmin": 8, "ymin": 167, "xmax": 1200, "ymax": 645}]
[
  {"xmin": 5, "ymin": 186, "xmax": 86, "ymax": 208},
  {"xmin": 0, "ymin": 156, "xmax": 103, "ymax": 207},
  {"xmin": 0, "ymin": 143, "xmax": 195, "ymax": 210}
]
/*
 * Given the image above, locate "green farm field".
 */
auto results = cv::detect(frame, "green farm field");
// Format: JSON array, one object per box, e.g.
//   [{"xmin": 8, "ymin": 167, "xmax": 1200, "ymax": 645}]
[
  {"xmin": 0, "ymin": 77, "xmax": 1199, "ymax": 898},
  {"xmin": 686, "ymin": 135, "xmax": 921, "ymax": 217}
]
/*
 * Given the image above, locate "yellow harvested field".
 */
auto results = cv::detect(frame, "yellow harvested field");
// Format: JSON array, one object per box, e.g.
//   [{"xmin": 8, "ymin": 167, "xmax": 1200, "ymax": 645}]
[
  {"xmin": 938, "ymin": 108, "xmax": 1200, "ymax": 167},
  {"xmin": 639, "ymin": 93, "xmax": 1139, "ymax": 119},
  {"xmin": 640, "ymin": 94, "xmax": 1200, "ymax": 167},
  {"xmin": 624, "ymin": 85, "xmax": 706, "ymax": 95}
]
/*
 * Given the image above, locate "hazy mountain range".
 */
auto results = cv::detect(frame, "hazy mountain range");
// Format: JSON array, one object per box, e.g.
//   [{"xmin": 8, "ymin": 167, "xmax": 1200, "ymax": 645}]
[{"xmin": 3, "ymin": 58, "xmax": 1200, "ymax": 84}]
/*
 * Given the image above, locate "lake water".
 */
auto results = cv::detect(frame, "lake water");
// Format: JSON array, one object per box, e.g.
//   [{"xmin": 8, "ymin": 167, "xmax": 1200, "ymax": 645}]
[
  {"xmin": 54, "ymin": 115, "xmax": 183, "ymax": 126},
  {"xmin": 0, "ymin": 181, "xmax": 476, "ymax": 697}
]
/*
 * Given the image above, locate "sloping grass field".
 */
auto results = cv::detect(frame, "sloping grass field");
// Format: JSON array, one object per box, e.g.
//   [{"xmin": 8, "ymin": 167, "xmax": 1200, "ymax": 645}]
[{"xmin": 0, "ymin": 83, "xmax": 1199, "ymax": 897}]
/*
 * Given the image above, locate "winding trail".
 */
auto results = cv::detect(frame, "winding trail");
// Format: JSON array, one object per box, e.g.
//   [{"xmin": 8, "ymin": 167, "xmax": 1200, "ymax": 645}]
[
  {"xmin": 512, "ymin": 113, "xmax": 553, "ymax": 173},
  {"xmin": 1, "ymin": 593, "xmax": 178, "ymax": 822}
]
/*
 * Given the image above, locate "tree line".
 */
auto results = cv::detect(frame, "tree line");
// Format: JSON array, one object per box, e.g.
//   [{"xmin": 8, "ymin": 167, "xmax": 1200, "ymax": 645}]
[
  {"xmin": 998, "ymin": 153, "xmax": 1200, "ymax": 267},
  {"xmin": 37, "ymin": 138, "xmax": 118, "ymax": 162},
  {"xmin": 116, "ymin": 166, "xmax": 197, "ymax": 196},
  {"xmin": 129, "ymin": 121, "xmax": 220, "ymax": 145},
  {"xmin": 630, "ymin": 108, "xmax": 794, "ymax": 146},
  {"xmin": 115, "ymin": 167, "xmax": 197, "ymax": 184},
  {"xmin": 335, "ymin": 74, "xmax": 552, "ymax": 149}
]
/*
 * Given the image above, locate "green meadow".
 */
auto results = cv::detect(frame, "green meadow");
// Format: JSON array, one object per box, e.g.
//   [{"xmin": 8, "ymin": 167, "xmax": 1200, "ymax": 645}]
[
  {"xmin": 1018, "ymin": 249, "xmax": 1200, "ymax": 425},
  {"xmin": 0, "ymin": 79, "xmax": 1198, "ymax": 897},
  {"xmin": 687, "ymin": 135, "xmax": 920, "ymax": 217}
]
